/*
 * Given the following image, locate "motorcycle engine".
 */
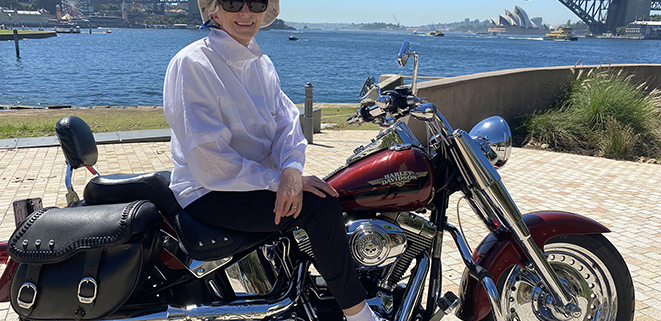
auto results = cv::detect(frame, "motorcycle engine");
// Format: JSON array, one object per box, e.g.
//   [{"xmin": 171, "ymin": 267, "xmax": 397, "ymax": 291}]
[
  {"xmin": 346, "ymin": 220, "xmax": 407, "ymax": 269},
  {"xmin": 294, "ymin": 213, "xmax": 434, "ymax": 289}
]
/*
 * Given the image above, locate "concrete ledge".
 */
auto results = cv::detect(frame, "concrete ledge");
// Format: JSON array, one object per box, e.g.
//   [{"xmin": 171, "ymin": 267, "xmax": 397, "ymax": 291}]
[{"xmin": 407, "ymin": 64, "xmax": 661, "ymax": 135}]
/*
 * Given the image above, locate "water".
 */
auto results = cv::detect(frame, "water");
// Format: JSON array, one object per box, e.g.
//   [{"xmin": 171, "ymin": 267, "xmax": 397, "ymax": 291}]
[{"xmin": 1, "ymin": 28, "xmax": 660, "ymax": 107}]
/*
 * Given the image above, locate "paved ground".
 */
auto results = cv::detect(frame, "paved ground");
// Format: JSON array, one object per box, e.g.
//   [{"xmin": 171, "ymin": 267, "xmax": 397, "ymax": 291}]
[{"xmin": 0, "ymin": 129, "xmax": 658, "ymax": 320}]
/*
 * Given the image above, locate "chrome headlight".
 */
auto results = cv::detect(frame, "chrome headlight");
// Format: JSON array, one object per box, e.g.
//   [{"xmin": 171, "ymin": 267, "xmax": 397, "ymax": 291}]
[{"xmin": 469, "ymin": 116, "xmax": 512, "ymax": 169}]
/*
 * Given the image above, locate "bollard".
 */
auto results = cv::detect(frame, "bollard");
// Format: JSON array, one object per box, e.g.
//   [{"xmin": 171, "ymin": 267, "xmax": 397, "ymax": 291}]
[
  {"xmin": 304, "ymin": 82, "xmax": 314, "ymax": 144},
  {"xmin": 13, "ymin": 29, "xmax": 20, "ymax": 58}
]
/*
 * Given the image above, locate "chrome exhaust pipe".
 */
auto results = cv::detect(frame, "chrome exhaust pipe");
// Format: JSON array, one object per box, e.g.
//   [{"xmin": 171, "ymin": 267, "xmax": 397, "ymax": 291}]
[{"xmin": 109, "ymin": 264, "xmax": 304, "ymax": 321}]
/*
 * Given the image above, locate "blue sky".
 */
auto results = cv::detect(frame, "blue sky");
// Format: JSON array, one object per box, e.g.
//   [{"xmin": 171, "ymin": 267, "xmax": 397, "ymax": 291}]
[{"xmin": 278, "ymin": 1, "xmax": 578, "ymax": 26}]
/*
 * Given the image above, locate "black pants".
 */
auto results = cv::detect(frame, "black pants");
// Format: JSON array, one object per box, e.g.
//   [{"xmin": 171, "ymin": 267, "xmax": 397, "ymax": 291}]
[{"xmin": 185, "ymin": 190, "xmax": 367, "ymax": 309}]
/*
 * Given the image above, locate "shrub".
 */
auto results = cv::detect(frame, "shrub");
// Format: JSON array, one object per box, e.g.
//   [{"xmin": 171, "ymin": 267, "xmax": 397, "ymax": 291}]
[{"xmin": 523, "ymin": 68, "xmax": 661, "ymax": 160}]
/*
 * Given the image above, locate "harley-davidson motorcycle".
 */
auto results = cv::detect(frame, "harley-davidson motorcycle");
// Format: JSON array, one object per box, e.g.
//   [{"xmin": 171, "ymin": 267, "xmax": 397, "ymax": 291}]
[{"xmin": 0, "ymin": 40, "xmax": 633, "ymax": 321}]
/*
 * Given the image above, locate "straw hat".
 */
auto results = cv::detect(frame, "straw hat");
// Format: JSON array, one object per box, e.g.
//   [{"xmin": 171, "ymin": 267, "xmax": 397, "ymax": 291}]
[{"xmin": 198, "ymin": 0, "xmax": 280, "ymax": 29}]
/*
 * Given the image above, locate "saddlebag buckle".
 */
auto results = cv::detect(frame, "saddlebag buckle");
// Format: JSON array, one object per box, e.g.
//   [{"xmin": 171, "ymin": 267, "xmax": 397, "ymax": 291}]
[
  {"xmin": 77, "ymin": 277, "xmax": 97, "ymax": 304},
  {"xmin": 17, "ymin": 282, "xmax": 37, "ymax": 309}
]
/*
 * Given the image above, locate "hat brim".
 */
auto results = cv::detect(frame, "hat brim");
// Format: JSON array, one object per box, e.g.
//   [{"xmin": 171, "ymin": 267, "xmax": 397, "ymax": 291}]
[{"xmin": 260, "ymin": 0, "xmax": 279, "ymax": 28}]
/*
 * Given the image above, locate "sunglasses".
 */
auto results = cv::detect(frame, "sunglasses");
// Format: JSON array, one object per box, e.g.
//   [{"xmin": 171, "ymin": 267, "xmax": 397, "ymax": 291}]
[{"xmin": 218, "ymin": 0, "xmax": 268, "ymax": 13}]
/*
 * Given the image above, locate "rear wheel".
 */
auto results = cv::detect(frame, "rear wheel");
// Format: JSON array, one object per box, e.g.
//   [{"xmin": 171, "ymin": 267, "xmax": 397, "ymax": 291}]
[{"xmin": 495, "ymin": 234, "xmax": 634, "ymax": 321}]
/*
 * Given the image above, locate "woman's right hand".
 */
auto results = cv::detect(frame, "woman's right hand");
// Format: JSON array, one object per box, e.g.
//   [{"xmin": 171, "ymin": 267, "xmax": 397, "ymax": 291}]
[
  {"xmin": 302, "ymin": 175, "xmax": 338, "ymax": 198},
  {"xmin": 274, "ymin": 168, "xmax": 303, "ymax": 225}
]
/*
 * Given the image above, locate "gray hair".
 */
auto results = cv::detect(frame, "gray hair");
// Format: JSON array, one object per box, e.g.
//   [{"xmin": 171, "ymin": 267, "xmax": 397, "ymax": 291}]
[{"xmin": 197, "ymin": 0, "xmax": 280, "ymax": 28}]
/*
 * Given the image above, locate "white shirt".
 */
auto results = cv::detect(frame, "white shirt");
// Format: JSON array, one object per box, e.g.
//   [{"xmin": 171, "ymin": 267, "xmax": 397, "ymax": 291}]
[{"xmin": 163, "ymin": 29, "xmax": 307, "ymax": 208}]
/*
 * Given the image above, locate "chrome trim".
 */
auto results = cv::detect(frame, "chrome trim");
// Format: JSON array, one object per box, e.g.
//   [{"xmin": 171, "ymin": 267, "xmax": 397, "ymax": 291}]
[
  {"xmin": 64, "ymin": 163, "xmax": 80, "ymax": 204},
  {"xmin": 366, "ymin": 291, "xmax": 395, "ymax": 317},
  {"xmin": 207, "ymin": 279, "xmax": 222, "ymax": 300},
  {"xmin": 347, "ymin": 219, "xmax": 407, "ymax": 269},
  {"xmin": 394, "ymin": 252, "xmax": 430, "ymax": 321},
  {"xmin": 77, "ymin": 277, "xmax": 97, "ymax": 304},
  {"xmin": 226, "ymin": 249, "xmax": 279, "ymax": 296},
  {"xmin": 381, "ymin": 212, "xmax": 436, "ymax": 239},
  {"xmin": 444, "ymin": 224, "xmax": 504, "ymax": 321},
  {"xmin": 449, "ymin": 129, "xmax": 500, "ymax": 190},
  {"xmin": 17, "ymin": 282, "xmax": 37, "ymax": 309}
]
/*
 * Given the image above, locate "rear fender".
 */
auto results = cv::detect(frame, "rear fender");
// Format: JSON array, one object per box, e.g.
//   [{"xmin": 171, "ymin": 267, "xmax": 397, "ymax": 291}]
[
  {"xmin": 0, "ymin": 259, "xmax": 18, "ymax": 302},
  {"xmin": 455, "ymin": 211, "xmax": 610, "ymax": 321}
]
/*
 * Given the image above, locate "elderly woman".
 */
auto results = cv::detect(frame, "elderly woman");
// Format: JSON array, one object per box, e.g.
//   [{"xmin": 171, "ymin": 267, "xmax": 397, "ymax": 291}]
[{"xmin": 162, "ymin": 1, "xmax": 380, "ymax": 320}]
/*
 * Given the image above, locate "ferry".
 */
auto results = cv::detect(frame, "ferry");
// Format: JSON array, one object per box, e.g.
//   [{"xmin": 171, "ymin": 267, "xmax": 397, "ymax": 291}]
[
  {"xmin": 544, "ymin": 27, "xmax": 578, "ymax": 41},
  {"xmin": 426, "ymin": 30, "xmax": 444, "ymax": 37}
]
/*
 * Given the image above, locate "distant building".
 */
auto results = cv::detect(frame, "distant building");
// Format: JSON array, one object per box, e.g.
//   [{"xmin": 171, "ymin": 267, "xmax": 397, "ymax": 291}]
[
  {"xmin": 0, "ymin": 8, "xmax": 48, "ymax": 26},
  {"xmin": 489, "ymin": 6, "xmax": 549, "ymax": 34},
  {"xmin": 625, "ymin": 20, "xmax": 661, "ymax": 39},
  {"xmin": 88, "ymin": 16, "xmax": 129, "ymax": 28}
]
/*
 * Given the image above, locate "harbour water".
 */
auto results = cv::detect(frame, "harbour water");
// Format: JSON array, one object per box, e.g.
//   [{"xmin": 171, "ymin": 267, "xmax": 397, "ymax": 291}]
[{"xmin": 1, "ymin": 28, "xmax": 660, "ymax": 107}]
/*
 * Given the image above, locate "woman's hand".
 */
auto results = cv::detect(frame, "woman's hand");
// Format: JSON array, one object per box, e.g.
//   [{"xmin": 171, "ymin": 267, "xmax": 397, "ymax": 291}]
[
  {"xmin": 274, "ymin": 168, "xmax": 303, "ymax": 225},
  {"xmin": 274, "ymin": 170, "xmax": 339, "ymax": 225},
  {"xmin": 302, "ymin": 175, "xmax": 338, "ymax": 198}
]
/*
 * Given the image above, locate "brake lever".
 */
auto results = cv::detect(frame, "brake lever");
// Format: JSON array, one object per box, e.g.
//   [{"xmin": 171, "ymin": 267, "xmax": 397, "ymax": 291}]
[{"xmin": 347, "ymin": 113, "xmax": 363, "ymax": 125}]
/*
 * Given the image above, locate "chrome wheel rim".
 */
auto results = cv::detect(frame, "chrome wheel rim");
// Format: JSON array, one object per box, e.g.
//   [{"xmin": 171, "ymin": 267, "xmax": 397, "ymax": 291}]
[{"xmin": 500, "ymin": 242, "xmax": 618, "ymax": 321}]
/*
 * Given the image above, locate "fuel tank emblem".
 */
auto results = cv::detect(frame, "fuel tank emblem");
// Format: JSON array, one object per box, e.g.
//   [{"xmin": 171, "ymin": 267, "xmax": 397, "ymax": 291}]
[{"xmin": 367, "ymin": 171, "xmax": 428, "ymax": 187}]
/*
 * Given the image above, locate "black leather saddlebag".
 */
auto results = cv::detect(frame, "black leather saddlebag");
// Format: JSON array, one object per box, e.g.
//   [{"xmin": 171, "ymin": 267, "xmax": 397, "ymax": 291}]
[{"xmin": 7, "ymin": 201, "xmax": 162, "ymax": 321}]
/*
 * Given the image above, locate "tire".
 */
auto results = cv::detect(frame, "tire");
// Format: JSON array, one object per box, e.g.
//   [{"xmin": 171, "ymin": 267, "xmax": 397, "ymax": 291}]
[{"xmin": 485, "ymin": 234, "xmax": 634, "ymax": 321}]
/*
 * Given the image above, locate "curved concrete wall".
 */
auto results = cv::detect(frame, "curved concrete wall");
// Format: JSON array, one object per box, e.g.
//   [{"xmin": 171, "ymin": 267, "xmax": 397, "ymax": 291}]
[{"xmin": 408, "ymin": 64, "xmax": 661, "ymax": 133}]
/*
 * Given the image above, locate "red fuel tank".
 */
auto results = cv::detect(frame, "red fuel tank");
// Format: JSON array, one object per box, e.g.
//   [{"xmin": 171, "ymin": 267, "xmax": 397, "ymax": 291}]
[{"xmin": 327, "ymin": 146, "xmax": 435, "ymax": 212}]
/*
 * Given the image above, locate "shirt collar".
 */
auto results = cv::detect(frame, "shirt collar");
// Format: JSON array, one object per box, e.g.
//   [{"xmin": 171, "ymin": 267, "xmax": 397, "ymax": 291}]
[{"xmin": 208, "ymin": 29, "xmax": 263, "ymax": 63}]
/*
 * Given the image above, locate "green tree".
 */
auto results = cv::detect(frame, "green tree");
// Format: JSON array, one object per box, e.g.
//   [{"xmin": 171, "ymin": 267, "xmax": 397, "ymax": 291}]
[
  {"xmin": 263, "ymin": 18, "xmax": 295, "ymax": 30},
  {"xmin": 651, "ymin": 14, "xmax": 661, "ymax": 22},
  {"xmin": 616, "ymin": 26, "xmax": 626, "ymax": 35}
]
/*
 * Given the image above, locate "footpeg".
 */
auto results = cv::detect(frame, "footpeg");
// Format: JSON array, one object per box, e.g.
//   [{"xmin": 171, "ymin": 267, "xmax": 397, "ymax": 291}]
[
  {"xmin": 436, "ymin": 291, "xmax": 460, "ymax": 315},
  {"xmin": 429, "ymin": 291, "xmax": 461, "ymax": 321}
]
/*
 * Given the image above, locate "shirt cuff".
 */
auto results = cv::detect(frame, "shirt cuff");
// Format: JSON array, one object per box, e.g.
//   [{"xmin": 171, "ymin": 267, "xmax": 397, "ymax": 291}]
[{"xmin": 282, "ymin": 161, "xmax": 304, "ymax": 174}]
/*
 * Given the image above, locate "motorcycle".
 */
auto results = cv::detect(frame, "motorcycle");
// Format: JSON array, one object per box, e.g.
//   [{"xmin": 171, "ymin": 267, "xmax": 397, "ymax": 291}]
[{"xmin": 0, "ymin": 40, "xmax": 633, "ymax": 321}]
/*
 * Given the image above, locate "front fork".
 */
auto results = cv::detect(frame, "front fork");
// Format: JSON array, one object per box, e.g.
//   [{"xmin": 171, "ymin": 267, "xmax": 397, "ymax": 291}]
[{"xmin": 445, "ymin": 130, "xmax": 580, "ymax": 319}]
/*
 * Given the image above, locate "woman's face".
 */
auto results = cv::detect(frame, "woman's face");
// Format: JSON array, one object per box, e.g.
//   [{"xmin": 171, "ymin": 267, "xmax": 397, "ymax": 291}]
[{"xmin": 212, "ymin": 2, "xmax": 263, "ymax": 47}]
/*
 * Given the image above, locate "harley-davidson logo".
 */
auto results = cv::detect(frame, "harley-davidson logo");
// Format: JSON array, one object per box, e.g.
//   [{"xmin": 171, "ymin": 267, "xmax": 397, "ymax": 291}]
[{"xmin": 367, "ymin": 171, "xmax": 428, "ymax": 187}]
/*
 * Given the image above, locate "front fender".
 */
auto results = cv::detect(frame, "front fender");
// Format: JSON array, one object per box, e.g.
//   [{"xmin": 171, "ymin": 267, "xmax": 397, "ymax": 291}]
[{"xmin": 455, "ymin": 211, "xmax": 610, "ymax": 321}]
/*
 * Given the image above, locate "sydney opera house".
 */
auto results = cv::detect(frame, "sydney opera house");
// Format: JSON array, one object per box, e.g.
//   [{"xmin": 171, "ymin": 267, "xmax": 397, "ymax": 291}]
[{"xmin": 489, "ymin": 6, "xmax": 550, "ymax": 35}]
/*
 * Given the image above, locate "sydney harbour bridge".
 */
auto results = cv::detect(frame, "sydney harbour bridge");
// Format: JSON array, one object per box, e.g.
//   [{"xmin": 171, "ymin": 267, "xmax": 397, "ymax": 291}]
[{"xmin": 79, "ymin": 0, "xmax": 661, "ymax": 33}]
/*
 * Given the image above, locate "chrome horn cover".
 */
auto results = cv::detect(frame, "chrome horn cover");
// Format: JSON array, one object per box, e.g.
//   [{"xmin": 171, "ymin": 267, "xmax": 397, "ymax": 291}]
[{"xmin": 469, "ymin": 116, "xmax": 512, "ymax": 169}]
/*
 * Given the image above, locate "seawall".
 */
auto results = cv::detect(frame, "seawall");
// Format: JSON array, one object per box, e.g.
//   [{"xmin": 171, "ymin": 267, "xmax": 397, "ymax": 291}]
[{"xmin": 391, "ymin": 64, "xmax": 661, "ymax": 135}]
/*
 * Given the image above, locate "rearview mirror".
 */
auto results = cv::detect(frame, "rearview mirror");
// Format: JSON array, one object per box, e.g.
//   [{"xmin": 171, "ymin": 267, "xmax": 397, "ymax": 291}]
[{"xmin": 398, "ymin": 40, "xmax": 411, "ymax": 67}]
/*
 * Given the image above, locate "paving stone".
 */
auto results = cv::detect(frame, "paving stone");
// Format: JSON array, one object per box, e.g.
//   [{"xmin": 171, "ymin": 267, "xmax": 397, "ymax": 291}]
[{"xmin": 0, "ymin": 129, "xmax": 658, "ymax": 320}]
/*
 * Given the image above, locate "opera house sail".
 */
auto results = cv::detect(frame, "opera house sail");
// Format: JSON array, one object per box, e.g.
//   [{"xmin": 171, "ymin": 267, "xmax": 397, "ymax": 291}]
[{"xmin": 489, "ymin": 6, "xmax": 549, "ymax": 35}]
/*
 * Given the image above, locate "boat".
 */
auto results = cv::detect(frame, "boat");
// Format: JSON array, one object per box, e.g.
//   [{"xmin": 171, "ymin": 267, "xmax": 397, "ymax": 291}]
[
  {"xmin": 55, "ymin": 25, "xmax": 81, "ymax": 34},
  {"xmin": 288, "ymin": 35, "xmax": 298, "ymax": 41},
  {"xmin": 426, "ymin": 30, "xmax": 444, "ymax": 37},
  {"xmin": 544, "ymin": 27, "xmax": 578, "ymax": 41}
]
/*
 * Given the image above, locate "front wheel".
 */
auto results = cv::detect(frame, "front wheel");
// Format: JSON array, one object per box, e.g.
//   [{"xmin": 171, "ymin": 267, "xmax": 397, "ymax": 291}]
[{"xmin": 496, "ymin": 234, "xmax": 634, "ymax": 321}]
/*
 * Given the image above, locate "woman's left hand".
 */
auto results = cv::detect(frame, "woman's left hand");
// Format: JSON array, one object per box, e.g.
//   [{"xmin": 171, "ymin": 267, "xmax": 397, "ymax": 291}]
[{"xmin": 274, "ymin": 168, "xmax": 303, "ymax": 225}]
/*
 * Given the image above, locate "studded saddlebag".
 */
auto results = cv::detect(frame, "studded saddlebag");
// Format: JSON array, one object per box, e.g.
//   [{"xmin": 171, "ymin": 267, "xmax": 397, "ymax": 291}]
[{"xmin": 7, "ymin": 201, "xmax": 162, "ymax": 321}]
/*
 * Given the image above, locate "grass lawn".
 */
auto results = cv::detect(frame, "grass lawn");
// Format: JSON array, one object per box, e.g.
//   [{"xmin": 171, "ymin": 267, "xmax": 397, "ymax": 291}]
[{"xmin": 0, "ymin": 105, "xmax": 379, "ymax": 139}]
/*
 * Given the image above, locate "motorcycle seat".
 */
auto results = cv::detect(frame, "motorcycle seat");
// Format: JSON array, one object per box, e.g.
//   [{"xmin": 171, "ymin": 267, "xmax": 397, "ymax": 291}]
[
  {"xmin": 169, "ymin": 209, "xmax": 274, "ymax": 261},
  {"xmin": 84, "ymin": 172, "xmax": 272, "ymax": 261},
  {"xmin": 83, "ymin": 171, "xmax": 182, "ymax": 218}
]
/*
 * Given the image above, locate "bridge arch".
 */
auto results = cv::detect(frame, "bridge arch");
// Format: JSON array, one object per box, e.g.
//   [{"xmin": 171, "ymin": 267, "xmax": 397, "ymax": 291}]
[{"xmin": 558, "ymin": 0, "xmax": 660, "ymax": 34}]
